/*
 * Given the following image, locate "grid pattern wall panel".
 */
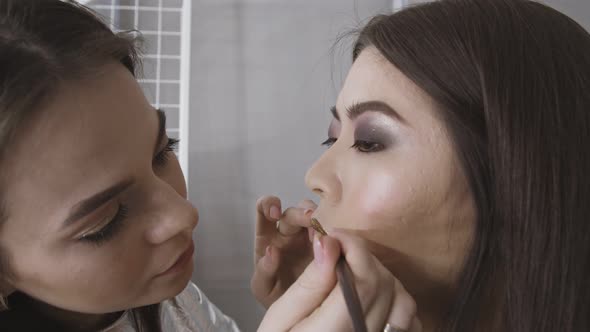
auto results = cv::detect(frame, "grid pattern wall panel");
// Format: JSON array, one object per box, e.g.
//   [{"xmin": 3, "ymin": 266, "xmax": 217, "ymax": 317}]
[{"xmin": 83, "ymin": 0, "xmax": 191, "ymax": 177}]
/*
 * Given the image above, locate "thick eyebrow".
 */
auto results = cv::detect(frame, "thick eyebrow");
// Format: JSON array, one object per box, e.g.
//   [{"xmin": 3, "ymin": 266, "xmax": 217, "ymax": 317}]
[
  {"xmin": 330, "ymin": 106, "xmax": 340, "ymax": 121},
  {"xmin": 62, "ymin": 108, "xmax": 165, "ymax": 228},
  {"xmin": 63, "ymin": 179, "xmax": 134, "ymax": 228},
  {"xmin": 330, "ymin": 100, "xmax": 407, "ymax": 124}
]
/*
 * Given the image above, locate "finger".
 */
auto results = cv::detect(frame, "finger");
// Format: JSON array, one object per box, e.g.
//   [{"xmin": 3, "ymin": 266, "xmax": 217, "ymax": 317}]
[
  {"xmin": 255, "ymin": 196, "xmax": 282, "ymax": 263},
  {"xmin": 250, "ymin": 245, "xmax": 281, "ymax": 306},
  {"xmin": 297, "ymin": 232, "xmax": 395, "ymax": 331},
  {"xmin": 297, "ymin": 199, "xmax": 317, "ymax": 227},
  {"xmin": 296, "ymin": 199, "xmax": 317, "ymax": 211},
  {"xmin": 277, "ymin": 206, "xmax": 310, "ymax": 236},
  {"xmin": 383, "ymin": 285, "xmax": 418, "ymax": 332},
  {"xmin": 332, "ymin": 231, "xmax": 402, "ymax": 331},
  {"xmin": 290, "ymin": 295, "xmax": 349, "ymax": 331},
  {"xmin": 289, "ymin": 271, "xmax": 360, "ymax": 332},
  {"xmin": 329, "ymin": 229, "xmax": 379, "ymax": 276},
  {"xmin": 258, "ymin": 235, "xmax": 341, "ymax": 331},
  {"xmin": 296, "ymin": 264, "xmax": 392, "ymax": 332},
  {"xmin": 276, "ymin": 199, "xmax": 317, "ymax": 236},
  {"xmin": 255, "ymin": 195, "xmax": 282, "ymax": 237}
]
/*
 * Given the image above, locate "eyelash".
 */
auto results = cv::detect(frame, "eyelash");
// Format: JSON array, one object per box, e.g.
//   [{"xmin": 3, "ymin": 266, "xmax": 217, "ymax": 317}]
[
  {"xmin": 79, "ymin": 139, "xmax": 179, "ymax": 246},
  {"xmin": 153, "ymin": 138, "xmax": 180, "ymax": 167},
  {"xmin": 321, "ymin": 137, "xmax": 337, "ymax": 147},
  {"xmin": 321, "ymin": 137, "xmax": 384, "ymax": 153},
  {"xmin": 80, "ymin": 204, "xmax": 128, "ymax": 246},
  {"xmin": 351, "ymin": 140, "xmax": 385, "ymax": 153}
]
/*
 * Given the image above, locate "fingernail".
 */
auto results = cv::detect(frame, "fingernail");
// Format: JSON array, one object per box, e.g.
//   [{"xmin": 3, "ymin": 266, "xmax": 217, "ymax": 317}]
[
  {"xmin": 313, "ymin": 233, "xmax": 325, "ymax": 266},
  {"xmin": 304, "ymin": 208, "xmax": 314, "ymax": 217},
  {"xmin": 270, "ymin": 206, "xmax": 280, "ymax": 220}
]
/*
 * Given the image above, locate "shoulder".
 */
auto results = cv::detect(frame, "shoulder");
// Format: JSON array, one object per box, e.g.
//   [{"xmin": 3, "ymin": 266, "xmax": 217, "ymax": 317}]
[
  {"xmin": 0, "ymin": 293, "xmax": 65, "ymax": 332},
  {"xmin": 160, "ymin": 282, "xmax": 241, "ymax": 332}
]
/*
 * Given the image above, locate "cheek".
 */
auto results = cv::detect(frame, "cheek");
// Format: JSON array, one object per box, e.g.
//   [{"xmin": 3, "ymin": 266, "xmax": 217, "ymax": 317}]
[
  {"xmin": 355, "ymin": 166, "xmax": 421, "ymax": 221},
  {"xmin": 19, "ymin": 242, "xmax": 143, "ymax": 288},
  {"xmin": 357, "ymin": 171, "xmax": 399, "ymax": 217},
  {"xmin": 6, "ymin": 223, "xmax": 152, "ymax": 309}
]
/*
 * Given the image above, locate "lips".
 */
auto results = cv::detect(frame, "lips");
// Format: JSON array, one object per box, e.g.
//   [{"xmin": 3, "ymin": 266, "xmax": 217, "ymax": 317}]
[{"xmin": 156, "ymin": 241, "xmax": 194, "ymax": 277}]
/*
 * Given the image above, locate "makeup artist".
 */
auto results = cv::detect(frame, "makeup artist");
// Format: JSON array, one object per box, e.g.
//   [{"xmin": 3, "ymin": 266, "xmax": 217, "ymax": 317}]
[{"xmin": 0, "ymin": 0, "xmax": 406, "ymax": 331}]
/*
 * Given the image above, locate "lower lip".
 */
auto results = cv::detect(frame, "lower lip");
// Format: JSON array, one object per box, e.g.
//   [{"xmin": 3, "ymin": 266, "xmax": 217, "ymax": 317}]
[{"xmin": 157, "ymin": 242, "xmax": 194, "ymax": 277}]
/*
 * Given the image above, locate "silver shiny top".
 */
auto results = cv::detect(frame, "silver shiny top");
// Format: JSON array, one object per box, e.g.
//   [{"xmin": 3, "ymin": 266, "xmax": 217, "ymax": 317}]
[{"xmin": 101, "ymin": 282, "xmax": 241, "ymax": 332}]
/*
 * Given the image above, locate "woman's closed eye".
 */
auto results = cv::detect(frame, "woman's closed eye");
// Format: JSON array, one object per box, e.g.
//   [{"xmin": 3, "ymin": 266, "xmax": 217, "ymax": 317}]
[
  {"xmin": 153, "ymin": 138, "xmax": 179, "ymax": 167},
  {"xmin": 79, "ymin": 204, "xmax": 128, "ymax": 246},
  {"xmin": 76, "ymin": 138, "xmax": 179, "ymax": 247}
]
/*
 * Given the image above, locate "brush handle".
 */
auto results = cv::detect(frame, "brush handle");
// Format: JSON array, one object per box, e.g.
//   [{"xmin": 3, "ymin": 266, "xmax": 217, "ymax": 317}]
[{"xmin": 336, "ymin": 255, "xmax": 368, "ymax": 332}]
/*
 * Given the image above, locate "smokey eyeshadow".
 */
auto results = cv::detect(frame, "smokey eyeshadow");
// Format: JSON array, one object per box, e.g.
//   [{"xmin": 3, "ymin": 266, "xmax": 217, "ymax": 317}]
[{"xmin": 353, "ymin": 114, "xmax": 396, "ymax": 148}]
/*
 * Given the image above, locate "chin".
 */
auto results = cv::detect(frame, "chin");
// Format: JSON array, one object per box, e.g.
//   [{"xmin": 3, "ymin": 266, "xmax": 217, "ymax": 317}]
[{"xmin": 163, "ymin": 261, "xmax": 194, "ymax": 301}]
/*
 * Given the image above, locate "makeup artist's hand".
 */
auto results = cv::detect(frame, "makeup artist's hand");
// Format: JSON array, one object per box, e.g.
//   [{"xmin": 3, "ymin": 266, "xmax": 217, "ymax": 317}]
[
  {"xmin": 257, "ymin": 232, "xmax": 422, "ymax": 332},
  {"xmin": 251, "ymin": 196, "xmax": 317, "ymax": 308}
]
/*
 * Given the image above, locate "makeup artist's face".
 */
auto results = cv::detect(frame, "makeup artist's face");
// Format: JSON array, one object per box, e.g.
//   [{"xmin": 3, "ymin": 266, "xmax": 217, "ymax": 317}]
[
  {"xmin": 0, "ymin": 63, "xmax": 198, "ymax": 313},
  {"xmin": 305, "ymin": 48, "xmax": 476, "ymax": 298}
]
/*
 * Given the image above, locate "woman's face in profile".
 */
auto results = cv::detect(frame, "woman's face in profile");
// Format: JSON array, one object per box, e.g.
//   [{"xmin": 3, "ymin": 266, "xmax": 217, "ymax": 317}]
[
  {"xmin": 306, "ymin": 47, "xmax": 476, "ymax": 294},
  {"xmin": 0, "ymin": 63, "xmax": 198, "ymax": 313}
]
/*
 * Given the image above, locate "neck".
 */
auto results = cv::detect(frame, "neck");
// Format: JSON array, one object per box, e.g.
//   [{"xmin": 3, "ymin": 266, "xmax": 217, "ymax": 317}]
[
  {"xmin": 413, "ymin": 287, "xmax": 502, "ymax": 332},
  {"xmin": 8, "ymin": 292, "xmax": 123, "ymax": 332},
  {"xmin": 413, "ymin": 288, "xmax": 453, "ymax": 331}
]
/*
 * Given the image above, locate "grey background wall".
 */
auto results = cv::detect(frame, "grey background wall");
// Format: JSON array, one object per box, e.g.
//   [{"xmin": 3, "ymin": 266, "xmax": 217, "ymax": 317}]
[
  {"xmin": 186, "ymin": 1, "xmax": 589, "ymax": 331},
  {"xmin": 404, "ymin": 0, "xmax": 590, "ymax": 28},
  {"xmin": 187, "ymin": 0, "xmax": 392, "ymax": 330},
  {"xmin": 543, "ymin": 0, "xmax": 590, "ymax": 29}
]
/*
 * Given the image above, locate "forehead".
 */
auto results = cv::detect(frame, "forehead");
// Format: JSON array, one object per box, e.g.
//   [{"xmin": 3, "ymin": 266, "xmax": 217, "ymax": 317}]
[
  {"xmin": 336, "ymin": 47, "xmax": 438, "ymax": 126},
  {"xmin": 1, "ymin": 63, "xmax": 153, "ymax": 224}
]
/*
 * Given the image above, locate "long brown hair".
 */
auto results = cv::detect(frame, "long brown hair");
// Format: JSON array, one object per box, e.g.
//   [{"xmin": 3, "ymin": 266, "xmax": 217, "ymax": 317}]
[
  {"xmin": 0, "ymin": 0, "xmax": 160, "ymax": 331},
  {"xmin": 354, "ymin": 0, "xmax": 590, "ymax": 331}
]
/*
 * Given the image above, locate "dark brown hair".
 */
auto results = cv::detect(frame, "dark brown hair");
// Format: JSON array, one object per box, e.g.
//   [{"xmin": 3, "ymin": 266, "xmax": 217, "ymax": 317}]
[
  {"xmin": 0, "ymin": 0, "xmax": 160, "ymax": 331},
  {"xmin": 354, "ymin": 0, "xmax": 590, "ymax": 331}
]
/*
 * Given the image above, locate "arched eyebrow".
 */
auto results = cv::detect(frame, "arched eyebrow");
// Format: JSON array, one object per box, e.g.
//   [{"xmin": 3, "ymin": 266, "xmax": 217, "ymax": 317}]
[
  {"xmin": 330, "ymin": 105, "xmax": 340, "ymax": 121},
  {"xmin": 330, "ymin": 100, "xmax": 407, "ymax": 124},
  {"xmin": 62, "ymin": 178, "xmax": 134, "ymax": 228},
  {"xmin": 62, "ymin": 108, "xmax": 166, "ymax": 228}
]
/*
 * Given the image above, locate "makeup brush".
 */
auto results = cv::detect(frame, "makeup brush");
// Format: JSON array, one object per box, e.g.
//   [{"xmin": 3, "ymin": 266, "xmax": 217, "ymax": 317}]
[{"xmin": 310, "ymin": 218, "xmax": 367, "ymax": 332}]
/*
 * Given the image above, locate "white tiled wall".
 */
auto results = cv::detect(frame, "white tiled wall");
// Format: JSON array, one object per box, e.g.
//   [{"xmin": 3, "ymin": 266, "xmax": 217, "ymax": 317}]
[{"xmin": 86, "ymin": 0, "xmax": 190, "ymax": 175}]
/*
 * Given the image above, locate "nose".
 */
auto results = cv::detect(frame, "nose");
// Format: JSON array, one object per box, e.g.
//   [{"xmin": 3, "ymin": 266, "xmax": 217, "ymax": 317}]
[
  {"xmin": 305, "ymin": 147, "xmax": 342, "ymax": 203},
  {"xmin": 145, "ymin": 182, "xmax": 199, "ymax": 245}
]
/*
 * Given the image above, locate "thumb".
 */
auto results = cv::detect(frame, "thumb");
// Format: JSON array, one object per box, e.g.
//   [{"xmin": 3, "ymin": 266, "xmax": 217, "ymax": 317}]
[{"xmin": 257, "ymin": 234, "xmax": 341, "ymax": 332}]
